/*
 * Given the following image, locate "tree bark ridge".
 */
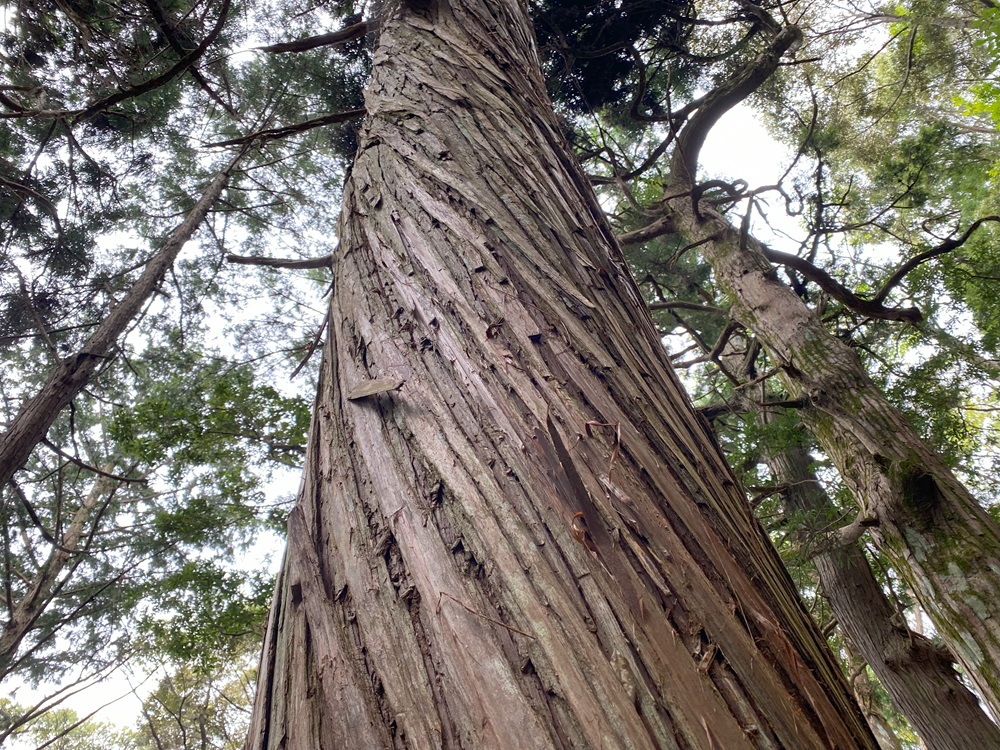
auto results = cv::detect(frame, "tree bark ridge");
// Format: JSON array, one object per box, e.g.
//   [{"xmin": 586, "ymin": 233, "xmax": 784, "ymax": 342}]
[{"xmin": 246, "ymin": 2, "xmax": 877, "ymax": 748}]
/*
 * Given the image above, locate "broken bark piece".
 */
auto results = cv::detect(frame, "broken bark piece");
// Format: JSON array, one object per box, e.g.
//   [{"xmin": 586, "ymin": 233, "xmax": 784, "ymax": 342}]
[{"xmin": 346, "ymin": 377, "xmax": 404, "ymax": 400}]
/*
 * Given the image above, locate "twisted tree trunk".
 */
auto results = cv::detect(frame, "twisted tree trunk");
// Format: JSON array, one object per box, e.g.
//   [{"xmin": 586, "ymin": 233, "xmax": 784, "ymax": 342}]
[{"xmin": 244, "ymin": 2, "xmax": 877, "ymax": 748}]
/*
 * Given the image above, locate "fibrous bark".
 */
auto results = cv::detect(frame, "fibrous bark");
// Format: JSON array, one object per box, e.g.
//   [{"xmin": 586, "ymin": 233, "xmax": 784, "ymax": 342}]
[{"xmin": 245, "ymin": 2, "xmax": 877, "ymax": 748}]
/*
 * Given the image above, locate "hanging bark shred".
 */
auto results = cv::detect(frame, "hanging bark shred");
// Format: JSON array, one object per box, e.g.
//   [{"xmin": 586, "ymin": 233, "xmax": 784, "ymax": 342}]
[{"xmin": 346, "ymin": 377, "xmax": 405, "ymax": 400}]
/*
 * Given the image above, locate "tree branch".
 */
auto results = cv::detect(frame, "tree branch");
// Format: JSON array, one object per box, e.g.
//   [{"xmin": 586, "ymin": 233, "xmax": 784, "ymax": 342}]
[
  {"xmin": 762, "ymin": 246, "xmax": 923, "ymax": 323},
  {"xmin": 616, "ymin": 215, "xmax": 676, "ymax": 245},
  {"xmin": 0, "ymin": 150, "xmax": 245, "ymax": 490},
  {"xmin": 872, "ymin": 216, "xmax": 1000, "ymax": 305},
  {"xmin": 204, "ymin": 109, "xmax": 365, "ymax": 148},
  {"xmin": 670, "ymin": 21, "xmax": 802, "ymax": 187},
  {"xmin": 144, "ymin": 0, "xmax": 238, "ymax": 117},
  {"xmin": 225, "ymin": 253, "xmax": 333, "ymax": 269},
  {"xmin": 74, "ymin": 0, "xmax": 232, "ymax": 124},
  {"xmin": 257, "ymin": 20, "xmax": 369, "ymax": 54},
  {"xmin": 0, "ymin": 175, "xmax": 64, "ymax": 242},
  {"xmin": 648, "ymin": 300, "xmax": 728, "ymax": 316}
]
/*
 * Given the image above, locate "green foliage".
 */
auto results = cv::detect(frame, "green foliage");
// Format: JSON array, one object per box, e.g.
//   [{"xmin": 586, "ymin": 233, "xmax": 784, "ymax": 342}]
[
  {"xmin": 134, "ymin": 564, "xmax": 272, "ymax": 668},
  {"xmin": 111, "ymin": 355, "xmax": 311, "ymax": 485},
  {"xmin": 954, "ymin": 7, "xmax": 1000, "ymax": 125},
  {"xmin": 131, "ymin": 645, "xmax": 258, "ymax": 750},
  {"xmin": 0, "ymin": 699, "xmax": 136, "ymax": 750}
]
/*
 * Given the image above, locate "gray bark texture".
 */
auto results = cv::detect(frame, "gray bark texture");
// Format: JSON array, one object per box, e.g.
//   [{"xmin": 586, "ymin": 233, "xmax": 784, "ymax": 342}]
[
  {"xmin": 765, "ymin": 441, "xmax": 1000, "ymax": 749},
  {"xmin": 670, "ymin": 190, "xmax": 1000, "ymax": 717},
  {"xmin": 663, "ymin": 14, "xmax": 1000, "ymax": 718},
  {"xmin": 244, "ymin": 2, "xmax": 878, "ymax": 748}
]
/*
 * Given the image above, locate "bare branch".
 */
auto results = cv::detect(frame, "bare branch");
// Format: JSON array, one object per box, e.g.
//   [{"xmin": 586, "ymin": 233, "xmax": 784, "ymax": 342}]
[
  {"xmin": 204, "ymin": 109, "xmax": 365, "ymax": 148},
  {"xmin": 257, "ymin": 21, "xmax": 369, "ymax": 54},
  {"xmin": 762, "ymin": 246, "xmax": 923, "ymax": 323},
  {"xmin": 225, "ymin": 253, "xmax": 333, "ymax": 269},
  {"xmin": 671, "ymin": 19, "xmax": 803, "ymax": 187}
]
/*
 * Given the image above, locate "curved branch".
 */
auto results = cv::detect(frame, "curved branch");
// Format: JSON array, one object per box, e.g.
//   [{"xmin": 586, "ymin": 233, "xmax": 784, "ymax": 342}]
[
  {"xmin": 872, "ymin": 216, "xmax": 1000, "ymax": 305},
  {"xmin": 588, "ymin": 131, "xmax": 675, "ymax": 184},
  {"xmin": 670, "ymin": 22, "xmax": 802, "ymax": 187},
  {"xmin": 762, "ymin": 246, "xmax": 923, "ymax": 323}
]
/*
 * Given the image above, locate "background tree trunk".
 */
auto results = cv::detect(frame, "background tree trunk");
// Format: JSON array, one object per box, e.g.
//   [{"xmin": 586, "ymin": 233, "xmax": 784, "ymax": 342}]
[
  {"xmin": 671, "ymin": 193, "xmax": 1000, "ymax": 716},
  {"xmin": 660, "ymin": 12, "xmax": 1000, "ymax": 710},
  {"xmin": 245, "ymin": 2, "xmax": 877, "ymax": 748},
  {"xmin": 764, "ymin": 439, "xmax": 1000, "ymax": 749},
  {"xmin": 0, "ymin": 164, "xmax": 236, "ymax": 489}
]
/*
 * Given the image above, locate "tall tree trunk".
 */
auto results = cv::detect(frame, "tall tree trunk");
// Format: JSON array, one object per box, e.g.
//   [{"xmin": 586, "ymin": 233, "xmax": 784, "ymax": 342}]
[
  {"xmin": 669, "ymin": 184, "xmax": 1000, "ymax": 717},
  {"xmin": 245, "ymin": 3, "xmax": 877, "ymax": 748},
  {"xmin": 765, "ymin": 440, "xmax": 1000, "ymax": 749},
  {"xmin": 663, "ymin": 14, "xmax": 1000, "ymax": 715},
  {"xmin": 0, "ymin": 158, "xmax": 238, "ymax": 489}
]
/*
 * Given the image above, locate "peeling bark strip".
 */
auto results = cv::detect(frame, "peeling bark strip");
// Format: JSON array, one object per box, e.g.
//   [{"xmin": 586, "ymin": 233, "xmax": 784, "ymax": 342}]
[{"xmin": 245, "ymin": 2, "xmax": 877, "ymax": 748}]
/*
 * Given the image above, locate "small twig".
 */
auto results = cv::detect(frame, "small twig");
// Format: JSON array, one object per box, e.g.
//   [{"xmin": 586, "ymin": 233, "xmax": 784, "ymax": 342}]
[
  {"xmin": 291, "ymin": 314, "xmax": 329, "ymax": 379},
  {"xmin": 436, "ymin": 591, "xmax": 535, "ymax": 639},
  {"xmin": 7, "ymin": 479, "xmax": 72, "ymax": 553},
  {"xmin": 41, "ymin": 439, "xmax": 145, "ymax": 484}
]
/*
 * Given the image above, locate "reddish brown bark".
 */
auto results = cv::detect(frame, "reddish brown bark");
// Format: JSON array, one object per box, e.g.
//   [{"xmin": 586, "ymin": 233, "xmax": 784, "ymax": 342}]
[{"xmin": 245, "ymin": 2, "xmax": 877, "ymax": 748}]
